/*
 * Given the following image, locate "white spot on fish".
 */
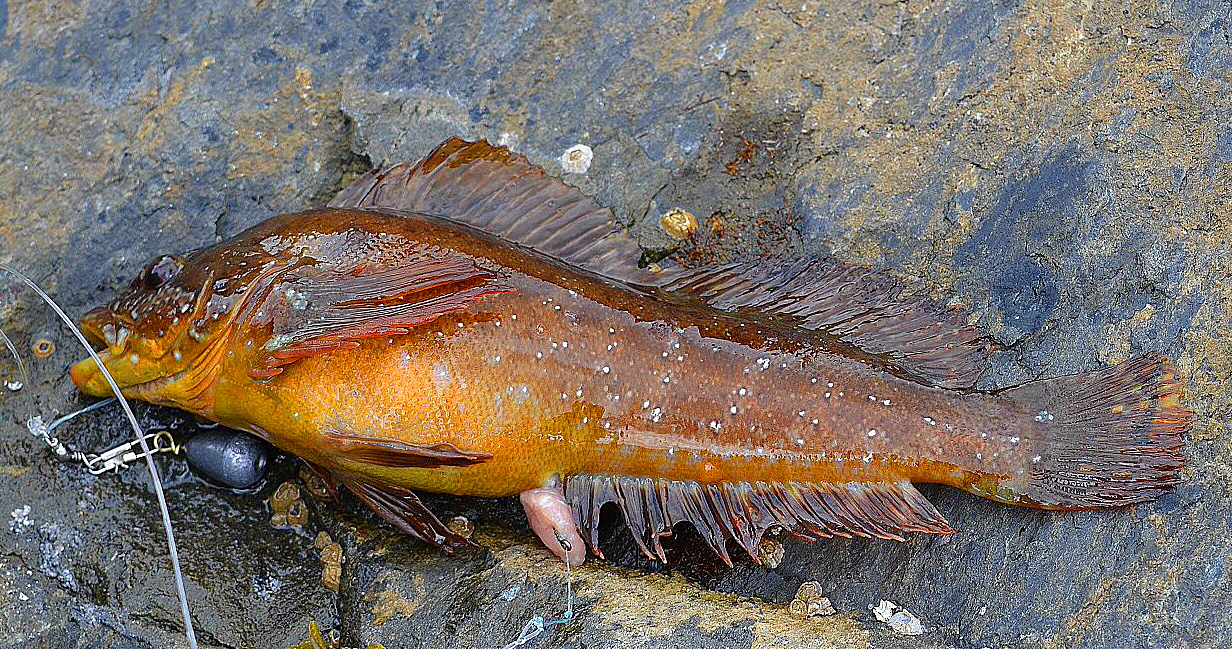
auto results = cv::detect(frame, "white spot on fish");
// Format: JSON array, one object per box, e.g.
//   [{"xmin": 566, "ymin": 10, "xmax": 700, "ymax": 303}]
[
  {"xmin": 602, "ymin": 365, "xmax": 610, "ymax": 374},
  {"xmin": 284, "ymin": 288, "xmax": 308, "ymax": 309},
  {"xmin": 868, "ymin": 429, "xmax": 877, "ymax": 437},
  {"xmin": 432, "ymin": 363, "xmax": 451, "ymax": 389}
]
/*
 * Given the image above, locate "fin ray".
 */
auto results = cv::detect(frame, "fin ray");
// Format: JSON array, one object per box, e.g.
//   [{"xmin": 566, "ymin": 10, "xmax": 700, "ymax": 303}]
[
  {"xmin": 329, "ymin": 137, "xmax": 647, "ymax": 281},
  {"xmin": 649, "ymin": 255, "xmax": 992, "ymax": 389},
  {"xmin": 990, "ymin": 352, "xmax": 1190, "ymax": 509}
]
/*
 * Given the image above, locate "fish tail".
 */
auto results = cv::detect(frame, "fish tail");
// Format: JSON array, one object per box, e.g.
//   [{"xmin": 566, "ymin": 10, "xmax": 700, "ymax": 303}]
[{"xmin": 975, "ymin": 352, "xmax": 1191, "ymax": 509}]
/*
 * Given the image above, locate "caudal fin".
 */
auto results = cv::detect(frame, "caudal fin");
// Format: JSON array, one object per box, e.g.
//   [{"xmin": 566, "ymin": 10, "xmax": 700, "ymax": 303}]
[{"xmin": 997, "ymin": 352, "xmax": 1191, "ymax": 509}]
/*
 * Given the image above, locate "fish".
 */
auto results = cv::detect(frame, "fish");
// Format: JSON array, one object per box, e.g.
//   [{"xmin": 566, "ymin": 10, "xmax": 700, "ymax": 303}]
[{"xmin": 70, "ymin": 137, "xmax": 1193, "ymax": 566}]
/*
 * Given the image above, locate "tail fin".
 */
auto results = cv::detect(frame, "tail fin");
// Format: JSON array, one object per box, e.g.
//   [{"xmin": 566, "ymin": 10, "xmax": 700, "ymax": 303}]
[{"xmin": 996, "ymin": 352, "xmax": 1191, "ymax": 509}]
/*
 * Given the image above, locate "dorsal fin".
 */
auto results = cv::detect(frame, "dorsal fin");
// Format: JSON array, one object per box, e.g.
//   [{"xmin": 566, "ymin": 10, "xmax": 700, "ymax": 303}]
[
  {"xmin": 565, "ymin": 474, "xmax": 954, "ymax": 565},
  {"xmin": 249, "ymin": 242, "xmax": 512, "ymax": 378},
  {"xmin": 648, "ymin": 256, "xmax": 992, "ymax": 389},
  {"xmin": 329, "ymin": 137, "xmax": 647, "ymax": 282},
  {"xmin": 333, "ymin": 137, "xmax": 989, "ymax": 388}
]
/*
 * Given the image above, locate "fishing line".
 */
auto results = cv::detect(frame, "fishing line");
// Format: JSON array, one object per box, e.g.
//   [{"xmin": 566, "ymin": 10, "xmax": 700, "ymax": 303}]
[
  {"xmin": 501, "ymin": 534, "xmax": 576, "ymax": 649},
  {"xmin": 0, "ymin": 325, "xmax": 29, "ymax": 389},
  {"xmin": 0, "ymin": 266, "xmax": 199, "ymax": 649}
]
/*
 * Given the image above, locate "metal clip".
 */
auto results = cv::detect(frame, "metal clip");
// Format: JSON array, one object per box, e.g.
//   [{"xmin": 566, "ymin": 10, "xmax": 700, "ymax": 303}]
[{"xmin": 82, "ymin": 431, "xmax": 182, "ymax": 475}]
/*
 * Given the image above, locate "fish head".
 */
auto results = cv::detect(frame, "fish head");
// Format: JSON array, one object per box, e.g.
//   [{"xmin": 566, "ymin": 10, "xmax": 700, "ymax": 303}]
[{"xmin": 70, "ymin": 248, "xmax": 234, "ymax": 414}]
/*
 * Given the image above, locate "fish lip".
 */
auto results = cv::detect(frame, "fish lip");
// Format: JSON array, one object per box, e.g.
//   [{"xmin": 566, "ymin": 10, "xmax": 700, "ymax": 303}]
[{"xmin": 127, "ymin": 366, "xmax": 188, "ymax": 393}]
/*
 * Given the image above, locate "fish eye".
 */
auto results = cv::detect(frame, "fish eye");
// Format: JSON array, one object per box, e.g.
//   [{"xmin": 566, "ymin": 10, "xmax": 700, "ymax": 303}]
[{"xmin": 137, "ymin": 254, "xmax": 184, "ymax": 290}]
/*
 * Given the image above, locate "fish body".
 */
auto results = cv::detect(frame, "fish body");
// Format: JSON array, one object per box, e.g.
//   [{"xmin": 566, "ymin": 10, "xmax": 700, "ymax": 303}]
[
  {"xmin": 71, "ymin": 138, "xmax": 1191, "ymax": 564},
  {"xmin": 184, "ymin": 210, "xmax": 1010, "ymax": 494}
]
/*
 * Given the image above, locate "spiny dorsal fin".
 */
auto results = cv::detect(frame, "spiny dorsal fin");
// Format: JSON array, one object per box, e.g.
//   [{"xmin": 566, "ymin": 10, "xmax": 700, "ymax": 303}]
[
  {"xmin": 249, "ymin": 241, "xmax": 512, "ymax": 378},
  {"xmin": 648, "ymin": 255, "xmax": 992, "ymax": 389},
  {"xmin": 329, "ymin": 137, "xmax": 647, "ymax": 282},
  {"xmin": 565, "ymin": 474, "xmax": 954, "ymax": 565},
  {"xmin": 332, "ymin": 138, "xmax": 988, "ymax": 388}
]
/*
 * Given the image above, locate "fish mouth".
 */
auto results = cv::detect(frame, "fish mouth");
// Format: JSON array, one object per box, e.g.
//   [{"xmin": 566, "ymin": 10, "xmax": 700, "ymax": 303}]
[
  {"xmin": 71, "ymin": 306, "xmax": 178, "ymax": 397},
  {"xmin": 70, "ymin": 348, "xmax": 186, "ymax": 398}
]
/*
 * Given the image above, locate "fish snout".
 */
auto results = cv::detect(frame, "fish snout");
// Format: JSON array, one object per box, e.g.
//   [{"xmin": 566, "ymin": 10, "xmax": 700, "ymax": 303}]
[
  {"xmin": 69, "ymin": 353, "xmax": 113, "ymax": 397},
  {"xmin": 79, "ymin": 306, "xmax": 111, "ymax": 345}
]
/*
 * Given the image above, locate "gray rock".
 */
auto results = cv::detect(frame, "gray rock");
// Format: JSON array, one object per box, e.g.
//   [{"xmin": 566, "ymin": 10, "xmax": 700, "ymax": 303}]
[{"xmin": 1, "ymin": 0, "xmax": 1229, "ymax": 647}]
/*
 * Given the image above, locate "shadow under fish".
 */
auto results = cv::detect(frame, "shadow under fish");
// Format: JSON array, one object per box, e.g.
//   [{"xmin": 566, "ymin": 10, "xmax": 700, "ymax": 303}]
[{"xmin": 68, "ymin": 137, "xmax": 1193, "ymax": 567}]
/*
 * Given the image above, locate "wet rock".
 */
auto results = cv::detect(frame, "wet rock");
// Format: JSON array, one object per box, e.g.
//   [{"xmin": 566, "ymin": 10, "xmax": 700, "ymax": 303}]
[{"xmin": 1, "ymin": 0, "xmax": 1230, "ymax": 648}]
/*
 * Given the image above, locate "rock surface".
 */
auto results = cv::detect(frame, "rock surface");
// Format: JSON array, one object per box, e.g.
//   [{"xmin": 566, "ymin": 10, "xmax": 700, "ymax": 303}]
[{"xmin": 1, "ymin": 0, "xmax": 1230, "ymax": 647}]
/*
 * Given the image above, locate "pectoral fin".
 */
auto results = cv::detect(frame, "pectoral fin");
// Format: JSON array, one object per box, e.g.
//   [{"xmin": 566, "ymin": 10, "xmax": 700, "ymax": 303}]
[{"xmin": 250, "ymin": 244, "xmax": 513, "ymax": 379}]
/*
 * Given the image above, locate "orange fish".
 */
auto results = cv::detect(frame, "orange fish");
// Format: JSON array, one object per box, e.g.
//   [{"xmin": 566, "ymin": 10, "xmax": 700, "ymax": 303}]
[{"xmin": 70, "ymin": 138, "xmax": 1192, "ymax": 566}]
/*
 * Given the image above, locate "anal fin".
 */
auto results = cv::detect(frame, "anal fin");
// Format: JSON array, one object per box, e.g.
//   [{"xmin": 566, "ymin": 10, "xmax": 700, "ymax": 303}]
[{"xmin": 565, "ymin": 475, "xmax": 953, "ymax": 566}]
